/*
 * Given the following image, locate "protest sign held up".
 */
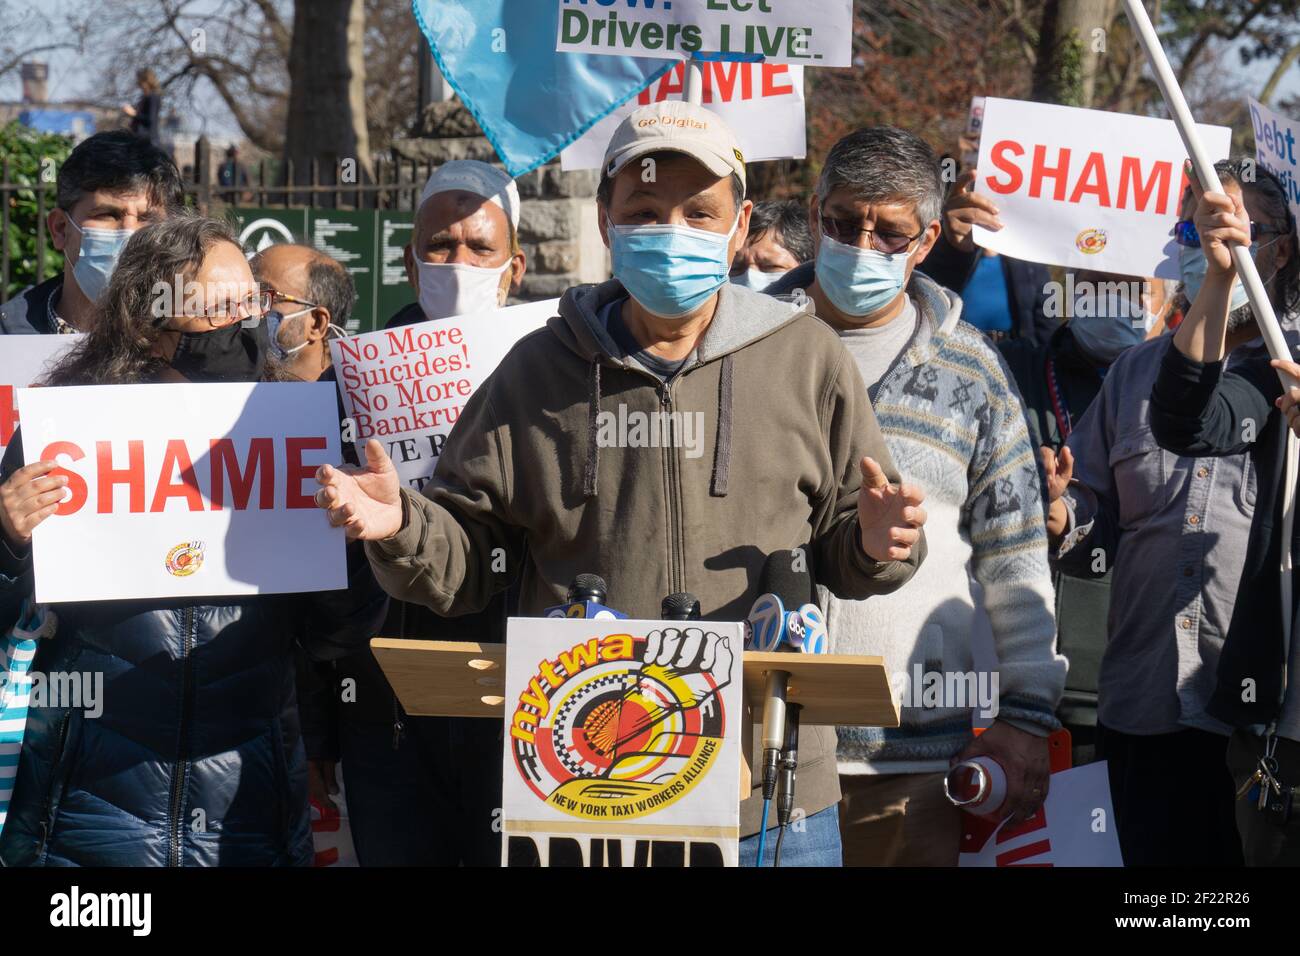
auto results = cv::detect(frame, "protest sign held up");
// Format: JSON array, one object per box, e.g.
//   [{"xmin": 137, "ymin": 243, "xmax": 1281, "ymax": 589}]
[
  {"xmin": 0, "ymin": 337, "xmax": 77, "ymax": 460},
  {"xmin": 972, "ymin": 97, "xmax": 1231, "ymax": 278},
  {"xmin": 1249, "ymin": 98, "xmax": 1300, "ymax": 232},
  {"xmin": 17, "ymin": 382, "xmax": 346, "ymax": 603},
  {"xmin": 555, "ymin": 0, "xmax": 853, "ymax": 67},
  {"xmin": 562, "ymin": 60, "xmax": 806, "ymax": 169},
  {"xmin": 329, "ymin": 299, "xmax": 555, "ymax": 490}
]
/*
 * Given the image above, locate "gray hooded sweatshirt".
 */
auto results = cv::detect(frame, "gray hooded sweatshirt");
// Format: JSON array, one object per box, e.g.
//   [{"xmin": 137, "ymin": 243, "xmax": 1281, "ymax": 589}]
[{"xmin": 366, "ymin": 278, "xmax": 925, "ymax": 835}]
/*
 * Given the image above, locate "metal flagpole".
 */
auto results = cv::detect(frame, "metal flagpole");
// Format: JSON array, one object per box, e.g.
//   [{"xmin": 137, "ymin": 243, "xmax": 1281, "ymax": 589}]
[{"xmin": 685, "ymin": 58, "xmax": 704, "ymax": 106}]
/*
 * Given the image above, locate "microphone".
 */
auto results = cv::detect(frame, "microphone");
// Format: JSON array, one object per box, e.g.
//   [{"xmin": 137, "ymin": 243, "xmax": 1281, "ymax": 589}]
[
  {"xmin": 543, "ymin": 573, "xmax": 628, "ymax": 620},
  {"xmin": 746, "ymin": 550, "xmax": 815, "ymax": 866},
  {"xmin": 746, "ymin": 559, "xmax": 827, "ymax": 655},
  {"xmin": 776, "ymin": 703, "xmax": 802, "ymax": 826},
  {"xmin": 661, "ymin": 592, "xmax": 701, "ymax": 621}
]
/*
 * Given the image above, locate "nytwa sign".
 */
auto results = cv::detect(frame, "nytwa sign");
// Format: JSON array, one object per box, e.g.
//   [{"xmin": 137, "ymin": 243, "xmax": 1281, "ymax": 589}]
[
  {"xmin": 972, "ymin": 97, "xmax": 1232, "ymax": 278},
  {"xmin": 17, "ymin": 381, "xmax": 346, "ymax": 603}
]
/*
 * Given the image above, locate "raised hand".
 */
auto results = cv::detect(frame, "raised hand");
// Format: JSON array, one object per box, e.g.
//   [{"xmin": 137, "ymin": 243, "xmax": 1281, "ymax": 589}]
[
  {"xmin": 1040, "ymin": 445, "xmax": 1073, "ymax": 503},
  {"xmin": 857, "ymin": 456, "xmax": 926, "ymax": 562},
  {"xmin": 1187, "ymin": 164, "xmax": 1251, "ymax": 279},
  {"xmin": 943, "ymin": 168, "xmax": 1003, "ymax": 253},
  {"xmin": 313, "ymin": 439, "xmax": 404, "ymax": 541},
  {"xmin": 0, "ymin": 461, "xmax": 69, "ymax": 548},
  {"xmin": 1040, "ymin": 445, "xmax": 1074, "ymax": 540}
]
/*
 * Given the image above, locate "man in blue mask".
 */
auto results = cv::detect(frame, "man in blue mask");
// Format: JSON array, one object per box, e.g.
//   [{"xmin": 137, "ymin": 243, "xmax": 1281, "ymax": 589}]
[
  {"xmin": 314, "ymin": 101, "xmax": 930, "ymax": 868},
  {"xmin": 0, "ymin": 130, "xmax": 184, "ymax": 336},
  {"xmin": 767, "ymin": 127, "xmax": 1066, "ymax": 867}
]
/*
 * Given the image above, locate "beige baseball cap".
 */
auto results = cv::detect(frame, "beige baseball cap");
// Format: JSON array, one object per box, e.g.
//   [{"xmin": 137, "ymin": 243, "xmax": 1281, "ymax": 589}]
[{"xmin": 602, "ymin": 101, "xmax": 746, "ymax": 189}]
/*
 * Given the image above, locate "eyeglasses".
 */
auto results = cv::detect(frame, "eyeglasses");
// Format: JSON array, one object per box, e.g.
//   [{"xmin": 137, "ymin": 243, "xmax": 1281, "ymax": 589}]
[
  {"xmin": 819, "ymin": 208, "xmax": 924, "ymax": 255},
  {"xmin": 170, "ymin": 289, "xmax": 275, "ymax": 328},
  {"xmin": 1173, "ymin": 219, "xmax": 1286, "ymax": 249},
  {"xmin": 269, "ymin": 292, "xmax": 319, "ymax": 314}
]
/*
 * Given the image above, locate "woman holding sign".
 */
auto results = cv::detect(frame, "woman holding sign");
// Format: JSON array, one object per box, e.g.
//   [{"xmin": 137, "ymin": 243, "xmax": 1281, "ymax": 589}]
[
  {"xmin": 1149, "ymin": 164, "xmax": 1300, "ymax": 867},
  {"xmin": 0, "ymin": 215, "xmax": 387, "ymax": 867}
]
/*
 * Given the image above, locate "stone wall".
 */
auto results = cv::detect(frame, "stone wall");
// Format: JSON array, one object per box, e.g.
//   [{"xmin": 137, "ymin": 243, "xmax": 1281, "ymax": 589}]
[{"xmin": 392, "ymin": 101, "xmax": 609, "ymax": 304}]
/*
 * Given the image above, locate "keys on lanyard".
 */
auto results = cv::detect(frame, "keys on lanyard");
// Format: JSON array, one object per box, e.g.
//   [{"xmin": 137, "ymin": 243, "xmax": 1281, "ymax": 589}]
[{"xmin": 1238, "ymin": 736, "xmax": 1295, "ymax": 826}]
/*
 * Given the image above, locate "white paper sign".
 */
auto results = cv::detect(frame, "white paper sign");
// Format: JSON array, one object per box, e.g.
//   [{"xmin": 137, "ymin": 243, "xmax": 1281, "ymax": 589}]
[
  {"xmin": 1248, "ymin": 98, "xmax": 1300, "ymax": 232},
  {"xmin": 502, "ymin": 616, "xmax": 744, "ymax": 867},
  {"xmin": 0, "ymin": 336, "xmax": 78, "ymax": 460},
  {"xmin": 329, "ymin": 299, "xmax": 554, "ymax": 491},
  {"xmin": 958, "ymin": 761, "xmax": 1123, "ymax": 867},
  {"xmin": 556, "ymin": 0, "xmax": 852, "ymax": 67},
  {"xmin": 18, "ymin": 382, "xmax": 346, "ymax": 603},
  {"xmin": 973, "ymin": 97, "xmax": 1232, "ymax": 278},
  {"xmin": 562, "ymin": 61, "xmax": 805, "ymax": 170}
]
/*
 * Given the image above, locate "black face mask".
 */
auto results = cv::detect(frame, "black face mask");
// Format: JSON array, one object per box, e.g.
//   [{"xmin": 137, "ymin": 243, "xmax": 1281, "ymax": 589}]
[{"xmin": 168, "ymin": 320, "xmax": 268, "ymax": 383}]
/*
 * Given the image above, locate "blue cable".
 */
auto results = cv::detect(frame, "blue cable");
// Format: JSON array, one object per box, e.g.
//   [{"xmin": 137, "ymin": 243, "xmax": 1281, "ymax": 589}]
[{"xmin": 755, "ymin": 799, "xmax": 771, "ymax": 867}]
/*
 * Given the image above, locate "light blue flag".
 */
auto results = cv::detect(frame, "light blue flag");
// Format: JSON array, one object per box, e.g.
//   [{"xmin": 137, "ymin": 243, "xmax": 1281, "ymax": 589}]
[{"xmin": 413, "ymin": 0, "xmax": 674, "ymax": 177}]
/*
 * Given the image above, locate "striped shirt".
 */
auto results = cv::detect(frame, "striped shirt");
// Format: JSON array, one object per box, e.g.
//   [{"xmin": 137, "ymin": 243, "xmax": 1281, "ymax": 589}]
[{"xmin": 0, "ymin": 604, "xmax": 54, "ymax": 831}]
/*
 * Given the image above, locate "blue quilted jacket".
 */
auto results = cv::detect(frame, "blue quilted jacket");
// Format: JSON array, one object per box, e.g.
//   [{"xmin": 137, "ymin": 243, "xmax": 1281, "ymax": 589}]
[
  {"xmin": 0, "ymin": 560, "xmax": 386, "ymax": 867},
  {"xmin": 0, "ymin": 433, "xmax": 388, "ymax": 866}
]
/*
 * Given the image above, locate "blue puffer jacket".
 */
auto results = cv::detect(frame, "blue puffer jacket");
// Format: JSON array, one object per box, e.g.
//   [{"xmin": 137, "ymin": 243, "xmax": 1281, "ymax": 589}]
[
  {"xmin": 0, "ymin": 555, "xmax": 386, "ymax": 867},
  {"xmin": 0, "ymin": 424, "xmax": 388, "ymax": 865}
]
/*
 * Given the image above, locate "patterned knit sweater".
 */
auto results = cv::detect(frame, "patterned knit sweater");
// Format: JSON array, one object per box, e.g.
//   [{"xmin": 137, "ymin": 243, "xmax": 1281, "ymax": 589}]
[{"xmin": 774, "ymin": 267, "xmax": 1067, "ymax": 770}]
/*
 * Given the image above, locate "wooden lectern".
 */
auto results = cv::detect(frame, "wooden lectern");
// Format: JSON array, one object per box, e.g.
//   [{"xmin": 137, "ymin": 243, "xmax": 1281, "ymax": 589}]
[{"xmin": 371, "ymin": 636, "xmax": 900, "ymax": 790}]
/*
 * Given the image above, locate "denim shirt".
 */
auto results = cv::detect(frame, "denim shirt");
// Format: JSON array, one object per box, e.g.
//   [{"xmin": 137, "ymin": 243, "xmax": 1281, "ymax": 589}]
[{"xmin": 1056, "ymin": 335, "xmax": 1260, "ymax": 736}]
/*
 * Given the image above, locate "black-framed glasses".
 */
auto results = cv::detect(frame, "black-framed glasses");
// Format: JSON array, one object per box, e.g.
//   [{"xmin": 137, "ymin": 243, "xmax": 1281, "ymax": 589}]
[
  {"xmin": 819, "ymin": 208, "xmax": 924, "ymax": 255},
  {"xmin": 1173, "ymin": 219, "xmax": 1285, "ymax": 249}
]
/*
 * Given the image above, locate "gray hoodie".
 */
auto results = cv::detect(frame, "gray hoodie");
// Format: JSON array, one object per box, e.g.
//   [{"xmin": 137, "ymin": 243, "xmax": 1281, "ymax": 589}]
[{"xmin": 366, "ymin": 278, "xmax": 925, "ymax": 835}]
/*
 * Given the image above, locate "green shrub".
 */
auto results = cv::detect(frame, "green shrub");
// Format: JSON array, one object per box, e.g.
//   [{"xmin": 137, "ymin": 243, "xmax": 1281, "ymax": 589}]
[{"xmin": 1, "ymin": 120, "xmax": 74, "ymax": 299}]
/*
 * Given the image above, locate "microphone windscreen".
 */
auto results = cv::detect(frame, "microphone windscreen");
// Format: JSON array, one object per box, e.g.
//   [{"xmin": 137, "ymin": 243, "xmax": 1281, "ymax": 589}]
[
  {"xmin": 661, "ymin": 592, "xmax": 701, "ymax": 620},
  {"xmin": 569, "ymin": 574, "xmax": 608, "ymax": 602},
  {"xmin": 757, "ymin": 549, "xmax": 814, "ymax": 609}
]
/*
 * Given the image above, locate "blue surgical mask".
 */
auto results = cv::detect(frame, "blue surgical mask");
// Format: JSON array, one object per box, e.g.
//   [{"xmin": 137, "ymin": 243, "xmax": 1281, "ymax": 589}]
[
  {"xmin": 1178, "ymin": 242, "xmax": 1274, "ymax": 313},
  {"xmin": 266, "ymin": 306, "xmax": 348, "ymax": 362},
  {"xmin": 815, "ymin": 232, "xmax": 912, "ymax": 318},
  {"xmin": 1071, "ymin": 292, "xmax": 1153, "ymax": 365},
  {"xmin": 730, "ymin": 268, "xmax": 787, "ymax": 293},
  {"xmin": 609, "ymin": 214, "xmax": 739, "ymax": 319},
  {"xmin": 67, "ymin": 218, "xmax": 134, "ymax": 302}
]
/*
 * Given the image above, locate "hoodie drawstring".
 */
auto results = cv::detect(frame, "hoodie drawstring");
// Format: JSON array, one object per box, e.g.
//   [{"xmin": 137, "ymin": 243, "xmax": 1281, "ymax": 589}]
[
  {"xmin": 584, "ymin": 358, "xmax": 602, "ymax": 498},
  {"xmin": 584, "ymin": 352, "xmax": 732, "ymax": 498},
  {"xmin": 710, "ymin": 353, "xmax": 733, "ymax": 497}
]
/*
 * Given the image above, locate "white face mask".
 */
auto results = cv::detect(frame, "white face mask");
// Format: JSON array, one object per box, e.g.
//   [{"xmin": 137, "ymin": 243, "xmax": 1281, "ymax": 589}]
[
  {"xmin": 729, "ymin": 268, "xmax": 788, "ymax": 293},
  {"xmin": 416, "ymin": 259, "xmax": 511, "ymax": 320}
]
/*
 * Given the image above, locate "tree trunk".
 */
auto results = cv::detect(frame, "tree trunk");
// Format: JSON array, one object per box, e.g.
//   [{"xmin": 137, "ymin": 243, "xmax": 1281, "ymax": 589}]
[
  {"xmin": 1260, "ymin": 39, "xmax": 1300, "ymax": 106},
  {"xmin": 284, "ymin": 0, "xmax": 370, "ymax": 205},
  {"xmin": 1031, "ymin": 0, "xmax": 1117, "ymax": 107}
]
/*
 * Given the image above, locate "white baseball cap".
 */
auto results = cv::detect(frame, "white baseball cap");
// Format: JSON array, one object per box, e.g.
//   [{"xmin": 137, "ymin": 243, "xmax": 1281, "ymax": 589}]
[
  {"xmin": 418, "ymin": 160, "xmax": 520, "ymax": 228},
  {"xmin": 602, "ymin": 101, "xmax": 746, "ymax": 190}
]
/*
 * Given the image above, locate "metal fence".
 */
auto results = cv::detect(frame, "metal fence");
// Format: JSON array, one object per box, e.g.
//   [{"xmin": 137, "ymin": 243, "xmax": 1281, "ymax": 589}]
[{"xmin": 1, "ymin": 135, "xmax": 440, "ymax": 305}]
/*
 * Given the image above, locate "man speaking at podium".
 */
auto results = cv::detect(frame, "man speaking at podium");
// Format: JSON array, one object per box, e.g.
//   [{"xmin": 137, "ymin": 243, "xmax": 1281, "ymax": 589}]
[{"xmin": 314, "ymin": 102, "xmax": 929, "ymax": 866}]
